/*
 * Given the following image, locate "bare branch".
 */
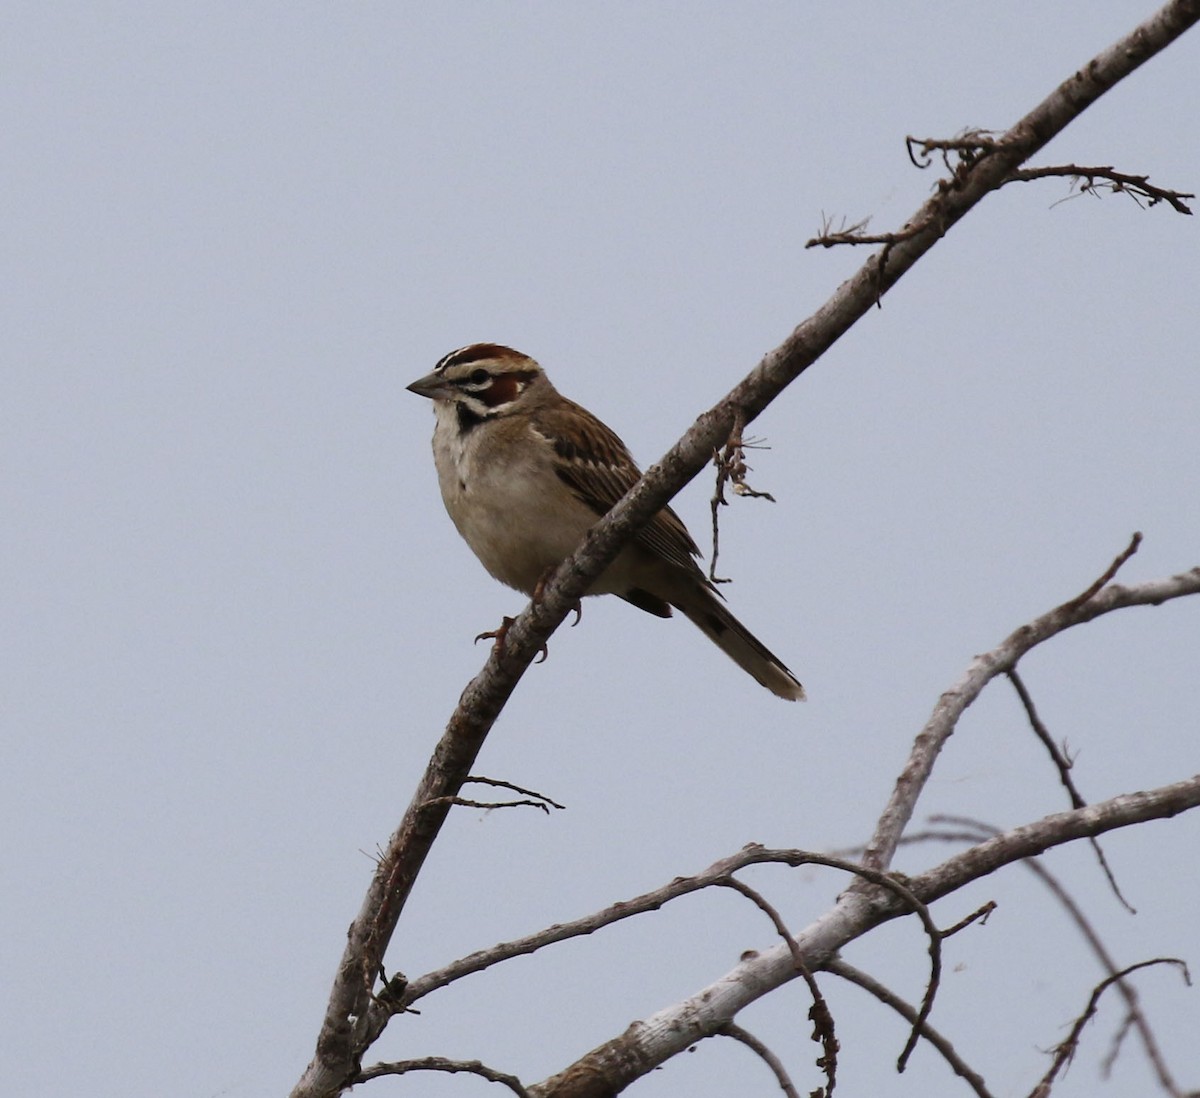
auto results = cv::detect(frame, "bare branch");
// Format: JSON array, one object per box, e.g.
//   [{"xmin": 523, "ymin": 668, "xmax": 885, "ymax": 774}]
[
  {"xmin": 466, "ymin": 775, "xmax": 567, "ymax": 811},
  {"xmin": 924, "ymin": 816, "xmax": 1194, "ymax": 1097},
  {"xmin": 718, "ymin": 877, "xmax": 838, "ymax": 1096},
  {"xmin": 356, "ymin": 1056, "xmax": 531, "ymax": 1097},
  {"xmin": 292, "ymin": 5, "xmax": 1200, "ymax": 1093},
  {"xmin": 858, "ymin": 560, "xmax": 1200, "ymax": 877},
  {"xmin": 403, "ymin": 846, "xmax": 934, "ymax": 1010},
  {"xmin": 530, "ymin": 776, "xmax": 1200, "ymax": 1098},
  {"xmin": 810, "ymin": 151, "xmax": 1192, "ymax": 251},
  {"xmin": 1058, "ymin": 531, "xmax": 1143, "ymax": 612},
  {"xmin": 937, "ymin": 900, "xmax": 996, "ymax": 939},
  {"xmin": 1027, "ymin": 959, "xmax": 1191, "ymax": 1098},
  {"xmin": 721, "ymin": 1024, "xmax": 803, "ymax": 1098},
  {"xmin": 1006, "ymin": 669, "xmax": 1135, "ymax": 911},
  {"xmin": 420, "ymin": 796, "xmax": 561, "ymax": 814},
  {"xmin": 1008, "ymin": 166, "xmax": 1194, "ymax": 214},
  {"xmin": 826, "ymin": 958, "xmax": 995, "ymax": 1098}
]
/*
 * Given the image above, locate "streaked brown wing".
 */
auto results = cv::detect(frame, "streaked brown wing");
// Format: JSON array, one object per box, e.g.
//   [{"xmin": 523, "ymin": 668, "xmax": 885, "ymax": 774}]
[{"xmin": 533, "ymin": 397, "xmax": 703, "ymax": 576}]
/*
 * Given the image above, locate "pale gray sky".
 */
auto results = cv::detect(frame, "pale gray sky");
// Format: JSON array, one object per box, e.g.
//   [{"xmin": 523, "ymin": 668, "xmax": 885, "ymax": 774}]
[{"xmin": 4, "ymin": 4, "xmax": 1199, "ymax": 1096}]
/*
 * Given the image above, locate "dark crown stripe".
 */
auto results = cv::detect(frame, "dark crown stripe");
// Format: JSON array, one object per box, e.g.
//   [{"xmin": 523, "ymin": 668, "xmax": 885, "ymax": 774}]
[{"xmin": 435, "ymin": 342, "xmax": 522, "ymax": 373}]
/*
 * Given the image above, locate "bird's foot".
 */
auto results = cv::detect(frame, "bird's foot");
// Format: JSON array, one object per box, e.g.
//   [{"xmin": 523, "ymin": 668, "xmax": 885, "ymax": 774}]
[
  {"xmin": 474, "ymin": 616, "xmax": 550, "ymax": 663},
  {"xmin": 475, "ymin": 616, "xmax": 515, "ymax": 655}
]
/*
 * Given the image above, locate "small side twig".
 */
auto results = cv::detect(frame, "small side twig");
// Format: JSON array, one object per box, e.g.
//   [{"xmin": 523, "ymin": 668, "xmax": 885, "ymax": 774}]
[
  {"xmin": 1009, "ymin": 165, "xmax": 1194, "ymax": 214},
  {"xmin": 1006, "ymin": 670, "xmax": 1135, "ymax": 912},
  {"xmin": 810, "ymin": 136, "xmax": 1192, "ymax": 253},
  {"xmin": 721, "ymin": 1023, "xmax": 802, "ymax": 1098},
  {"xmin": 356, "ymin": 1055, "xmax": 531, "ymax": 1096},
  {"xmin": 465, "ymin": 775, "xmax": 566, "ymax": 811},
  {"xmin": 805, "ymin": 213, "xmax": 930, "ymax": 249},
  {"xmin": 421, "ymin": 796, "xmax": 561, "ymax": 815},
  {"xmin": 718, "ymin": 877, "xmax": 838, "ymax": 1097},
  {"xmin": 938, "ymin": 900, "xmax": 996, "ymax": 939},
  {"xmin": 1028, "ymin": 959, "xmax": 1191, "ymax": 1098},
  {"xmin": 1057, "ymin": 532, "xmax": 1143, "ymax": 613}
]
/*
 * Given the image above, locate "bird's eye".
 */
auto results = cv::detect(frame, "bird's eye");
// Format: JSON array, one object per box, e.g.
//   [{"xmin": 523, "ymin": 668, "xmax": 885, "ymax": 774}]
[{"xmin": 469, "ymin": 368, "xmax": 490, "ymax": 385}]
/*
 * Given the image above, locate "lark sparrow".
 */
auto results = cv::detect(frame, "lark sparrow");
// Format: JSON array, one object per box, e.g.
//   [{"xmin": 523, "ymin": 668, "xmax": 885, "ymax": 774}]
[{"xmin": 407, "ymin": 343, "xmax": 805, "ymax": 701}]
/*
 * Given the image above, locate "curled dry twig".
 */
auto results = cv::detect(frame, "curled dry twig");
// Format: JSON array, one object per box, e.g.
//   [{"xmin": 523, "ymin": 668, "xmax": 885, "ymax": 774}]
[
  {"xmin": 807, "ymin": 141, "xmax": 1192, "ymax": 251},
  {"xmin": 719, "ymin": 876, "xmax": 838, "ymax": 1097},
  {"xmin": 709, "ymin": 409, "xmax": 777, "ymax": 585}
]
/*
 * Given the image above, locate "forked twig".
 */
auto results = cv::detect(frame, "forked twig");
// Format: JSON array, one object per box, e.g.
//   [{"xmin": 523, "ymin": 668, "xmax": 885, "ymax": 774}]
[{"xmin": 1028, "ymin": 959, "xmax": 1191, "ymax": 1098}]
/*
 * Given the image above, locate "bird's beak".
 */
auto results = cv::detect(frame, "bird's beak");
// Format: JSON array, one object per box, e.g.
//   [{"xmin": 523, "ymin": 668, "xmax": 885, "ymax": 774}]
[{"xmin": 406, "ymin": 371, "xmax": 452, "ymax": 400}]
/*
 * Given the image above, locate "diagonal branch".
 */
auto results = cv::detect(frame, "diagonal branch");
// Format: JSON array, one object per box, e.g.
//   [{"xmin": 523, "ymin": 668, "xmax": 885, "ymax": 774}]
[
  {"xmin": 290, "ymin": 5, "xmax": 1200, "ymax": 1095},
  {"xmin": 858, "ymin": 558, "xmax": 1200, "ymax": 877},
  {"xmin": 529, "ymin": 775, "xmax": 1200, "ymax": 1098},
  {"xmin": 1005, "ymin": 668, "xmax": 1135, "ymax": 912}
]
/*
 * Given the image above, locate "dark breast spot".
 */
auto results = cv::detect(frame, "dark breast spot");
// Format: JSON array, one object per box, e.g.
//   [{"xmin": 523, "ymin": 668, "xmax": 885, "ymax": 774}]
[{"xmin": 457, "ymin": 404, "xmax": 484, "ymax": 432}]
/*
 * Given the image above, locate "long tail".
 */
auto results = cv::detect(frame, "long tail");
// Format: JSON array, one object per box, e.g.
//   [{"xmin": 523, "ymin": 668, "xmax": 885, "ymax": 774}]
[{"xmin": 671, "ymin": 582, "xmax": 805, "ymax": 702}]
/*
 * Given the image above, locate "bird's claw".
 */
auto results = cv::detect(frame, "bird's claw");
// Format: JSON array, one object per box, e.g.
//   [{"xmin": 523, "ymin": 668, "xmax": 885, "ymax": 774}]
[
  {"xmin": 474, "ymin": 616, "xmax": 550, "ymax": 663},
  {"xmin": 475, "ymin": 616, "xmax": 515, "ymax": 654}
]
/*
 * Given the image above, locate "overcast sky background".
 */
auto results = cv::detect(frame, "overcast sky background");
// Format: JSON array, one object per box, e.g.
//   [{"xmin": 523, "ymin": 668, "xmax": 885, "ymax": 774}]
[{"xmin": 4, "ymin": 4, "xmax": 1199, "ymax": 1097}]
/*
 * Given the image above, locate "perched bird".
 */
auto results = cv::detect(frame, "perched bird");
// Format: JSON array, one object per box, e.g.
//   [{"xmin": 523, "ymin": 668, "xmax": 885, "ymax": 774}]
[{"xmin": 407, "ymin": 343, "xmax": 805, "ymax": 701}]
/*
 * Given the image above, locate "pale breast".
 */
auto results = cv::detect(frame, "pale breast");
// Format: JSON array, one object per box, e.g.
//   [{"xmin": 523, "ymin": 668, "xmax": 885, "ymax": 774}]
[{"xmin": 430, "ymin": 410, "xmax": 601, "ymax": 595}]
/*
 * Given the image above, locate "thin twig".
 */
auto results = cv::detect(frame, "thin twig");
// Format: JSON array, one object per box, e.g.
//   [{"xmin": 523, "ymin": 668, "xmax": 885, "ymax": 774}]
[
  {"xmin": 1006, "ymin": 669, "xmax": 1135, "ymax": 912},
  {"xmin": 938, "ymin": 900, "xmax": 996, "ymax": 938},
  {"xmin": 925, "ymin": 815, "xmax": 1192, "ymax": 1097},
  {"xmin": 356, "ymin": 1056, "xmax": 530, "ymax": 1096},
  {"xmin": 721, "ymin": 1024, "xmax": 803, "ymax": 1098},
  {"xmin": 420, "ymin": 796, "xmax": 561, "ymax": 814},
  {"xmin": 465, "ymin": 775, "xmax": 566, "ymax": 811},
  {"xmin": 827, "ymin": 958, "xmax": 995, "ymax": 1098},
  {"xmin": 719, "ymin": 877, "xmax": 838, "ymax": 1096},
  {"xmin": 1058, "ymin": 531, "xmax": 1142, "ymax": 612},
  {"xmin": 810, "ymin": 147, "xmax": 1192, "ymax": 250},
  {"xmin": 1028, "ymin": 959, "xmax": 1191, "ymax": 1098},
  {"xmin": 1008, "ymin": 166, "xmax": 1193, "ymax": 214},
  {"xmin": 402, "ymin": 845, "xmax": 940, "ymax": 1010}
]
